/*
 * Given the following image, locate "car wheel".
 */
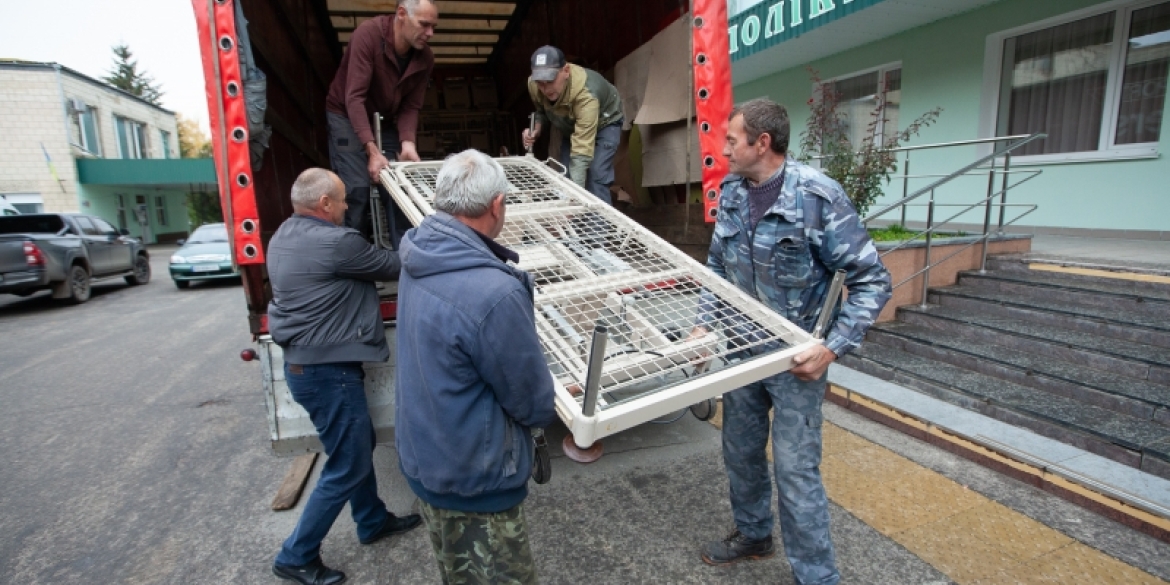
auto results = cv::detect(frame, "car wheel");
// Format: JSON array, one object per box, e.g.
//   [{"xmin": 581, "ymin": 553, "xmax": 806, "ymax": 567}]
[
  {"xmin": 125, "ymin": 254, "xmax": 151, "ymax": 285},
  {"xmin": 174, "ymin": 279, "xmax": 191, "ymax": 290},
  {"xmin": 66, "ymin": 265, "xmax": 91, "ymax": 304}
]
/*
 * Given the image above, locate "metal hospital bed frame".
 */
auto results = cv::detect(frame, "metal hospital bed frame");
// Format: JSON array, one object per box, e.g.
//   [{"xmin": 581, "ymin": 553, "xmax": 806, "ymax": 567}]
[{"xmin": 380, "ymin": 156, "xmax": 822, "ymax": 450}]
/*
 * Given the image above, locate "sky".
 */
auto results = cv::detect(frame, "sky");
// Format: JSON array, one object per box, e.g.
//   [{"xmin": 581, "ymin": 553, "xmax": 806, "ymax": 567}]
[{"xmin": 0, "ymin": 0, "xmax": 210, "ymax": 133}]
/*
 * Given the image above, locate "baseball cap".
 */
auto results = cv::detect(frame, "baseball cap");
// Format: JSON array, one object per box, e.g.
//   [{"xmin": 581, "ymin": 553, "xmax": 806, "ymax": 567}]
[{"xmin": 530, "ymin": 46, "xmax": 566, "ymax": 82}]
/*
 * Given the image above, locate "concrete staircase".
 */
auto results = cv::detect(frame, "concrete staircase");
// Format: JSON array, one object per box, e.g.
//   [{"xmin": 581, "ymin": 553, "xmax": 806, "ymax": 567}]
[{"xmin": 839, "ymin": 256, "xmax": 1170, "ymax": 480}]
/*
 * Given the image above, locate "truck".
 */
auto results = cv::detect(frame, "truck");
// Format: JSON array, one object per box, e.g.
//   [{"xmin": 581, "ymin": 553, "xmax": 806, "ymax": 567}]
[
  {"xmin": 192, "ymin": 0, "xmax": 758, "ymax": 456},
  {"xmin": 0, "ymin": 213, "xmax": 151, "ymax": 303}
]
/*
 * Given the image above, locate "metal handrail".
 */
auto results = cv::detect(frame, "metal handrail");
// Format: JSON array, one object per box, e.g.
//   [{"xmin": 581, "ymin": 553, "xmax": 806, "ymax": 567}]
[
  {"xmin": 856, "ymin": 132, "xmax": 1048, "ymax": 306},
  {"xmin": 863, "ymin": 134, "xmax": 1045, "ymax": 223}
]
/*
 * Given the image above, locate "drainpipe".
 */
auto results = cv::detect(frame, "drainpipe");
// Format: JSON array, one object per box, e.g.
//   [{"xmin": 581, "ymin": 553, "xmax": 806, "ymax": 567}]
[{"xmin": 52, "ymin": 64, "xmax": 83, "ymax": 212}]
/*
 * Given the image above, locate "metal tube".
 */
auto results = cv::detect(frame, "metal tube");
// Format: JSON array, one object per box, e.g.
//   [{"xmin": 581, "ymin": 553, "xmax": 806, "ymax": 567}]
[
  {"xmin": 541, "ymin": 304, "xmax": 584, "ymax": 346},
  {"xmin": 581, "ymin": 324, "xmax": 609, "ymax": 417},
  {"xmin": 998, "ymin": 151, "xmax": 1011, "ymax": 234},
  {"xmin": 980, "ymin": 165, "xmax": 996, "ymax": 273},
  {"xmin": 920, "ymin": 197, "xmax": 935, "ymax": 309},
  {"xmin": 900, "ymin": 153, "xmax": 910, "ymax": 228},
  {"xmin": 812, "ymin": 270, "xmax": 846, "ymax": 340},
  {"xmin": 370, "ymin": 113, "xmax": 392, "ymax": 249},
  {"xmin": 526, "ymin": 113, "xmax": 536, "ymax": 157}
]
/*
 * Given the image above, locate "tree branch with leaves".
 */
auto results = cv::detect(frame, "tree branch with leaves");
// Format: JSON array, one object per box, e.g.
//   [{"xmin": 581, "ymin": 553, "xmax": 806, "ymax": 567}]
[{"xmin": 798, "ymin": 68, "xmax": 941, "ymax": 218}]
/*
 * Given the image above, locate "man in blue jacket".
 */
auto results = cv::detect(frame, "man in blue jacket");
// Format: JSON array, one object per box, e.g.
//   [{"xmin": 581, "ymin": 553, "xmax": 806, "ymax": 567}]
[
  {"xmin": 395, "ymin": 150, "xmax": 558, "ymax": 584},
  {"xmin": 267, "ymin": 168, "xmax": 422, "ymax": 585}
]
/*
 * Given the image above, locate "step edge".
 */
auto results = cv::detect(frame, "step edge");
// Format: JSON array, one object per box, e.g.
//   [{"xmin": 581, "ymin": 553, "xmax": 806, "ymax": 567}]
[
  {"xmin": 927, "ymin": 289, "xmax": 1170, "ymax": 335},
  {"xmin": 958, "ymin": 270, "xmax": 1170, "ymax": 303},
  {"xmin": 853, "ymin": 349, "xmax": 1165, "ymax": 449},
  {"xmin": 894, "ymin": 306, "xmax": 1170, "ymax": 369},
  {"xmin": 867, "ymin": 326, "xmax": 1170, "ymax": 409}
]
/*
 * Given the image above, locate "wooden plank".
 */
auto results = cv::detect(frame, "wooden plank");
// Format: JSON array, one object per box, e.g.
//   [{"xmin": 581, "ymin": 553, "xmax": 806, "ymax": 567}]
[{"xmin": 271, "ymin": 453, "xmax": 319, "ymax": 511}]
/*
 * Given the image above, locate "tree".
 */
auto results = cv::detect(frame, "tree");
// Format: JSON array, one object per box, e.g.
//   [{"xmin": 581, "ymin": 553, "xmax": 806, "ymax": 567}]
[
  {"xmin": 798, "ymin": 68, "xmax": 942, "ymax": 218},
  {"xmin": 176, "ymin": 113, "xmax": 212, "ymax": 159},
  {"xmin": 187, "ymin": 189, "xmax": 224, "ymax": 228},
  {"xmin": 102, "ymin": 44, "xmax": 164, "ymax": 105}
]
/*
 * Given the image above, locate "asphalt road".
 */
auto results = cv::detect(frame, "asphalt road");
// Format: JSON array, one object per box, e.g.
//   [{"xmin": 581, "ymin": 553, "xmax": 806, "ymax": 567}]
[
  {"xmin": 0, "ymin": 249, "xmax": 948, "ymax": 584},
  {"xmin": 10, "ymin": 248, "xmax": 1158, "ymax": 584}
]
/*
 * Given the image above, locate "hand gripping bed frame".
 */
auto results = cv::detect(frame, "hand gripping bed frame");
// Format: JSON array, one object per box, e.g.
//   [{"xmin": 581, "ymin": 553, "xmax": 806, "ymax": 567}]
[{"xmin": 380, "ymin": 157, "xmax": 822, "ymax": 450}]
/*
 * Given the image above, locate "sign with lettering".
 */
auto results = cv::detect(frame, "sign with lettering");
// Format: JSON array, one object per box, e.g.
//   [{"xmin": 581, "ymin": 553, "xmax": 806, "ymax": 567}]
[{"xmin": 728, "ymin": 0, "xmax": 887, "ymax": 60}]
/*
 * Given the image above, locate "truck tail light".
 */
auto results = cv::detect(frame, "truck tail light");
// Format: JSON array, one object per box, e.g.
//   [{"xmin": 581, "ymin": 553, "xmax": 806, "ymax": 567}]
[{"xmin": 23, "ymin": 241, "xmax": 45, "ymax": 267}]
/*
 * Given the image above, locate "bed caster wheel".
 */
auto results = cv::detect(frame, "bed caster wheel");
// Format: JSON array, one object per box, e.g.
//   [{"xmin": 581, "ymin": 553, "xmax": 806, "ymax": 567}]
[{"xmin": 690, "ymin": 398, "xmax": 717, "ymax": 422}]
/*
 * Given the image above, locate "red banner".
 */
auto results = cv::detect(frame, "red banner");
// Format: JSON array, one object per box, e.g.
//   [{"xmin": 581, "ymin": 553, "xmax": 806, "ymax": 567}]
[{"xmin": 691, "ymin": 0, "xmax": 733, "ymax": 223}]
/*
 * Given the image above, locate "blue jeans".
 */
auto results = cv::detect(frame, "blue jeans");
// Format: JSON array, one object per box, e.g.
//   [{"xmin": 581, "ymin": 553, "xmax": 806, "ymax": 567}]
[
  {"xmin": 275, "ymin": 362, "xmax": 390, "ymax": 566},
  {"xmin": 722, "ymin": 367, "xmax": 839, "ymax": 585},
  {"xmin": 558, "ymin": 121, "xmax": 621, "ymax": 205}
]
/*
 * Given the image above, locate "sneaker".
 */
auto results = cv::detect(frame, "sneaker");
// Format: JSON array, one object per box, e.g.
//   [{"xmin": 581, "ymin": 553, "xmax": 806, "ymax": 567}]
[
  {"xmin": 272, "ymin": 557, "xmax": 346, "ymax": 585},
  {"xmin": 701, "ymin": 528, "xmax": 775, "ymax": 565},
  {"xmin": 359, "ymin": 513, "xmax": 422, "ymax": 545}
]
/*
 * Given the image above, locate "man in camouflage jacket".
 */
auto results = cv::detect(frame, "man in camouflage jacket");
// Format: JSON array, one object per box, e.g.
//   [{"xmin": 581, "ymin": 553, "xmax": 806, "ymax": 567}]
[
  {"xmin": 696, "ymin": 98, "xmax": 891, "ymax": 585},
  {"xmin": 521, "ymin": 46, "xmax": 623, "ymax": 205}
]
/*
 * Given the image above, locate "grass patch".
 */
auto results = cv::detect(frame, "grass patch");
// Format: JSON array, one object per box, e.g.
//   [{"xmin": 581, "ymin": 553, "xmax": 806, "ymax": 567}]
[{"xmin": 868, "ymin": 225, "xmax": 969, "ymax": 242}]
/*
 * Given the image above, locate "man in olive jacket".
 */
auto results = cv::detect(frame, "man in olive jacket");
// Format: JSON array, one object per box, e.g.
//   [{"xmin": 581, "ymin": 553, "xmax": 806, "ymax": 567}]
[
  {"xmin": 267, "ymin": 168, "xmax": 421, "ymax": 585},
  {"xmin": 521, "ymin": 45, "xmax": 623, "ymax": 204}
]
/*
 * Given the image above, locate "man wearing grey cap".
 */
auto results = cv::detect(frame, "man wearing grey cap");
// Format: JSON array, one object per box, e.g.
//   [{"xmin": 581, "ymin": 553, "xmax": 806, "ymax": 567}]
[{"xmin": 522, "ymin": 46, "xmax": 623, "ymax": 204}]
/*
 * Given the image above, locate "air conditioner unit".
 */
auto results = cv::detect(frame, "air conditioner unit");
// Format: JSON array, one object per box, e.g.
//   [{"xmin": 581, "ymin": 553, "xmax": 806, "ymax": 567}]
[{"xmin": 67, "ymin": 98, "xmax": 87, "ymax": 113}]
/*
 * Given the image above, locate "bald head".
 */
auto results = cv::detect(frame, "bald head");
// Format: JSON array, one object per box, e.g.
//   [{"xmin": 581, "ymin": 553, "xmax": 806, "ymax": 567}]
[{"xmin": 290, "ymin": 168, "xmax": 347, "ymax": 225}]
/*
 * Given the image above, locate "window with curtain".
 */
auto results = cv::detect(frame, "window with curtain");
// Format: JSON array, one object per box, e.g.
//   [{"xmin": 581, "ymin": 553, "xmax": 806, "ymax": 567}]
[
  {"xmin": 821, "ymin": 65, "xmax": 903, "ymax": 151},
  {"xmin": 995, "ymin": 1, "xmax": 1169, "ymax": 157},
  {"xmin": 1116, "ymin": 2, "xmax": 1170, "ymax": 144}
]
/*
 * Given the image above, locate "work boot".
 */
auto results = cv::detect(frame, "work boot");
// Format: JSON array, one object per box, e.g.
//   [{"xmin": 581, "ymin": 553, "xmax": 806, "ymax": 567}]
[
  {"xmin": 359, "ymin": 512, "xmax": 423, "ymax": 545},
  {"xmin": 701, "ymin": 528, "xmax": 775, "ymax": 565},
  {"xmin": 272, "ymin": 557, "xmax": 346, "ymax": 585}
]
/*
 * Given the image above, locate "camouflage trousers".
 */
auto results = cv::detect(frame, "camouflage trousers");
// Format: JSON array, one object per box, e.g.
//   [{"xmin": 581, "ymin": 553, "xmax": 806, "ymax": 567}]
[
  {"xmin": 722, "ymin": 369, "xmax": 839, "ymax": 585},
  {"xmin": 419, "ymin": 501, "xmax": 537, "ymax": 585}
]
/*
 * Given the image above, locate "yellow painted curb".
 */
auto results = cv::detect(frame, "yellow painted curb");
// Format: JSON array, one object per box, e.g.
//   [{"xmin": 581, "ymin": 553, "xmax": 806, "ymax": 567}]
[{"xmin": 1029, "ymin": 263, "xmax": 1170, "ymax": 285}]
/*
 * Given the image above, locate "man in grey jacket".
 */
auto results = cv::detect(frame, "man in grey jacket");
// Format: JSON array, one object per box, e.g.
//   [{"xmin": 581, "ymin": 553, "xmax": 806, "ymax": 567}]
[{"xmin": 267, "ymin": 168, "xmax": 421, "ymax": 585}]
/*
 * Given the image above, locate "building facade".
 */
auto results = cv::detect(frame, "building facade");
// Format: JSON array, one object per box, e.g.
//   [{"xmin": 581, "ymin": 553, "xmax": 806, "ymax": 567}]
[
  {"xmin": 0, "ymin": 61, "xmax": 215, "ymax": 243},
  {"xmin": 728, "ymin": 0, "xmax": 1170, "ymax": 240}
]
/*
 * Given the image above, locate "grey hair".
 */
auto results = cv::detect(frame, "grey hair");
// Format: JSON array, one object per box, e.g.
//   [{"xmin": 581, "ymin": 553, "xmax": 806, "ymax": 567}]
[
  {"xmin": 397, "ymin": 0, "xmax": 430, "ymax": 16},
  {"xmin": 730, "ymin": 98, "xmax": 790, "ymax": 155},
  {"xmin": 434, "ymin": 150, "xmax": 509, "ymax": 217},
  {"xmin": 290, "ymin": 167, "xmax": 338, "ymax": 210}
]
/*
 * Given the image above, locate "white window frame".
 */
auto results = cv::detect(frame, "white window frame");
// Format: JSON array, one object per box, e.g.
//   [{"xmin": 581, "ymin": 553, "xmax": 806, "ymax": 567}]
[
  {"xmin": 154, "ymin": 195, "xmax": 168, "ymax": 226},
  {"xmin": 116, "ymin": 194, "xmax": 128, "ymax": 230},
  {"xmin": 979, "ymin": 0, "xmax": 1168, "ymax": 163},
  {"xmin": 69, "ymin": 101, "xmax": 102, "ymax": 156},
  {"xmin": 810, "ymin": 61, "xmax": 904, "ymax": 150},
  {"xmin": 159, "ymin": 129, "xmax": 172, "ymax": 159},
  {"xmin": 115, "ymin": 116, "xmax": 148, "ymax": 159}
]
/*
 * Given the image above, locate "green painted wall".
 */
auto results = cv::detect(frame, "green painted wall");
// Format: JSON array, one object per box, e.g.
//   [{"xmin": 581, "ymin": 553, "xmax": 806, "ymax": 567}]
[
  {"xmin": 734, "ymin": 0, "xmax": 1170, "ymax": 235},
  {"xmin": 78, "ymin": 185, "xmax": 190, "ymax": 244}
]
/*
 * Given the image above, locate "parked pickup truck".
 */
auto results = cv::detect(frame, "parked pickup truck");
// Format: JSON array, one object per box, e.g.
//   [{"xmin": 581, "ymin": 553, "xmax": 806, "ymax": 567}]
[{"xmin": 0, "ymin": 214, "xmax": 151, "ymax": 303}]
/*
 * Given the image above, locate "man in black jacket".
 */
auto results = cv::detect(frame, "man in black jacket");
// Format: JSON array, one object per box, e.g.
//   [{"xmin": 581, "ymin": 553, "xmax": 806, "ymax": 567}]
[{"xmin": 267, "ymin": 168, "xmax": 421, "ymax": 585}]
